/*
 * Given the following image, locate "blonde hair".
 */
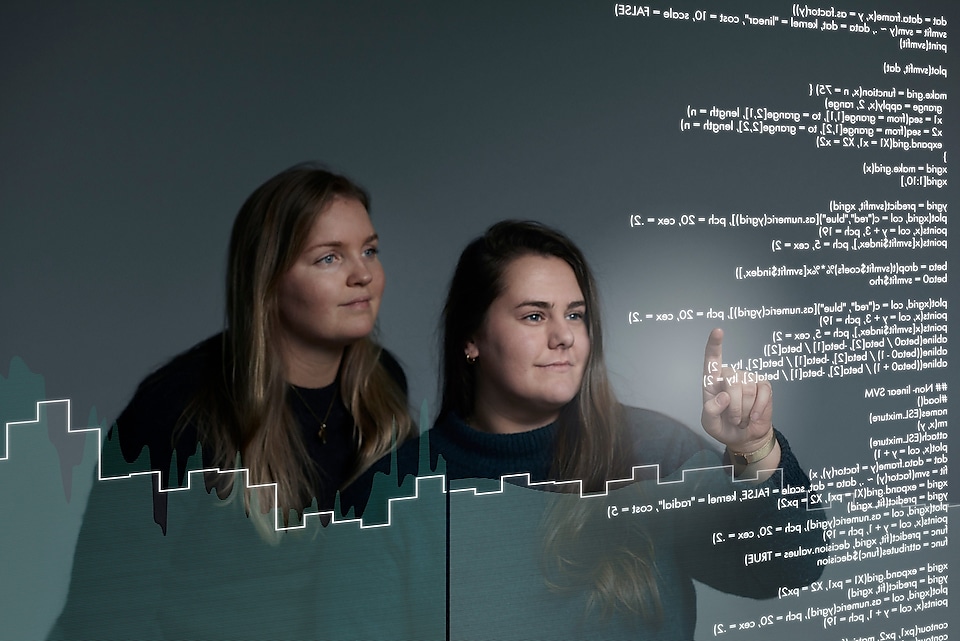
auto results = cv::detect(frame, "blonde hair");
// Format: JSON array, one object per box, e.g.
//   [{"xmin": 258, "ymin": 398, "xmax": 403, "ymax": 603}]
[{"xmin": 186, "ymin": 164, "xmax": 413, "ymax": 526}]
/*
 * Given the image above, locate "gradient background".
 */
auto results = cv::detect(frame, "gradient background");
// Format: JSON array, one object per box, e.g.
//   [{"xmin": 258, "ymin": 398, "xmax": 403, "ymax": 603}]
[{"xmin": 2, "ymin": 1, "xmax": 957, "ymax": 638}]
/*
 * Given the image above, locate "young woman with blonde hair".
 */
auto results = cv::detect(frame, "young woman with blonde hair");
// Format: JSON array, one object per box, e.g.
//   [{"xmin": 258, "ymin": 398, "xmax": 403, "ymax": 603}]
[
  {"xmin": 115, "ymin": 164, "xmax": 414, "ymax": 529},
  {"xmin": 50, "ymin": 164, "xmax": 415, "ymax": 639}
]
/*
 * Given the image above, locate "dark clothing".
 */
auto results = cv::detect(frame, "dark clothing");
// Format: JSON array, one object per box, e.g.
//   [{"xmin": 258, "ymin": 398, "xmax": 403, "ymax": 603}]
[
  {"xmin": 110, "ymin": 333, "xmax": 405, "ymax": 530},
  {"xmin": 357, "ymin": 408, "xmax": 827, "ymax": 640},
  {"xmin": 51, "ymin": 343, "xmax": 824, "ymax": 640},
  {"xmin": 420, "ymin": 407, "xmax": 718, "ymax": 484},
  {"xmin": 48, "ymin": 335, "xmax": 424, "ymax": 641}
]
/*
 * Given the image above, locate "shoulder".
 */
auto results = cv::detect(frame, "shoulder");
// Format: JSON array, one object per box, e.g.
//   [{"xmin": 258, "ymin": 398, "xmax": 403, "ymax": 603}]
[
  {"xmin": 115, "ymin": 333, "xmax": 223, "ymax": 465},
  {"xmin": 619, "ymin": 405, "xmax": 718, "ymax": 475},
  {"xmin": 621, "ymin": 406, "xmax": 810, "ymax": 487},
  {"xmin": 377, "ymin": 347, "xmax": 408, "ymax": 396},
  {"xmin": 127, "ymin": 334, "xmax": 223, "ymax": 400}
]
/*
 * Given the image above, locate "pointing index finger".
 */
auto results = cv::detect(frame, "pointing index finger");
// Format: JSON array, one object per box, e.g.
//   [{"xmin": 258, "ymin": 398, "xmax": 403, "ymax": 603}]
[
  {"xmin": 704, "ymin": 327, "xmax": 724, "ymax": 379},
  {"xmin": 703, "ymin": 328, "xmax": 726, "ymax": 403}
]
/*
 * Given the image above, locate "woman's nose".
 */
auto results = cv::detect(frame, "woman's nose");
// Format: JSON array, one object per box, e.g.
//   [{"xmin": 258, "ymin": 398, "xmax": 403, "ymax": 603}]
[
  {"xmin": 347, "ymin": 258, "xmax": 373, "ymax": 286},
  {"xmin": 547, "ymin": 318, "xmax": 574, "ymax": 349}
]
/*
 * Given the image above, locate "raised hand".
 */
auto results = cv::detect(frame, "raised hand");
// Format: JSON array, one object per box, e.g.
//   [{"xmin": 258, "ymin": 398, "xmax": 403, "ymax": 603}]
[{"xmin": 701, "ymin": 328, "xmax": 775, "ymax": 458}]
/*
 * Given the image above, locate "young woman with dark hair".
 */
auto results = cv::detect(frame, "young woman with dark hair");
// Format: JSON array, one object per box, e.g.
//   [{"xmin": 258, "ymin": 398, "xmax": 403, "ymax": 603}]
[
  {"xmin": 433, "ymin": 220, "xmax": 781, "ymax": 487},
  {"xmin": 383, "ymin": 219, "xmax": 824, "ymax": 639}
]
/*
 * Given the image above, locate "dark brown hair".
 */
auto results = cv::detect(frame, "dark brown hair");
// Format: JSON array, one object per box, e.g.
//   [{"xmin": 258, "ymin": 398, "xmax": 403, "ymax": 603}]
[
  {"xmin": 438, "ymin": 219, "xmax": 630, "ymax": 490},
  {"xmin": 439, "ymin": 220, "xmax": 662, "ymax": 623}
]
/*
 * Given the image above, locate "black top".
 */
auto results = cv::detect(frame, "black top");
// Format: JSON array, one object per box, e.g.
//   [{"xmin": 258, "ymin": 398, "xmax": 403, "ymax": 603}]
[
  {"xmin": 382, "ymin": 406, "xmax": 812, "ymax": 491},
  {"xmin": 354, "ymin": 407, "xmax": 827, "ymax": 640},
  {"xmin": 112, "ymin": 333, "xmax": 406, "ymax": 531}
]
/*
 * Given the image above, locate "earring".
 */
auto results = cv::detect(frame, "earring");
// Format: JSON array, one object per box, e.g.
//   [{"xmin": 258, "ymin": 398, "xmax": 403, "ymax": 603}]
[{"xmin": 466, "ymin": 353, "xmax": 477, "ymax": 363}]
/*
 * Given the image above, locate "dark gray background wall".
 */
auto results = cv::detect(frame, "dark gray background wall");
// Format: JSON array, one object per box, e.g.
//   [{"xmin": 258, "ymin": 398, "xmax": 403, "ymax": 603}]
[{"xmin": 2, "ymin": 1, "xmax": 956, "ymax": 638}]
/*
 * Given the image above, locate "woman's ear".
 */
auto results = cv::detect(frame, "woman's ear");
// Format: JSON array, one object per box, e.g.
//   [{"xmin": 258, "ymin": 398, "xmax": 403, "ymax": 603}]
[{"xmin": 464, "ymin": 340, "xmax": 479, "ymax": 362}]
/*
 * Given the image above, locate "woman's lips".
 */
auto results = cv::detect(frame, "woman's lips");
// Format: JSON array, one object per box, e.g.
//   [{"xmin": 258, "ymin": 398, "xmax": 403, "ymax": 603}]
[{"xmin": 341, "ymin": 296, "xmax": 372, "ymax": 308}]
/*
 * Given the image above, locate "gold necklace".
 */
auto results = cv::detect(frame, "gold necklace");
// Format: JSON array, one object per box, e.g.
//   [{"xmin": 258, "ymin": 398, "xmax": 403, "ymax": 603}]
[{"xmin": 290, "ymin": 385, "xmax": 338, "ymax": 444}]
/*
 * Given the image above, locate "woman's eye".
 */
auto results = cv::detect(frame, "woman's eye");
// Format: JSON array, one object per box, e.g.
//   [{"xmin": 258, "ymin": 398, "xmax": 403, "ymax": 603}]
[
  {"xmin": 567, "ymin": 312, "xmax": 584, "ymax": 321},
  {"xmin": 316, "ymin": 254, "xmax": 337, "ymax": 265},
  {"xmin": 523, "ymin": 313, "xmax": 544, "ymax": 322},
  {"xmin": 363, "ymin": 246, "xmax": 379, "ymax": 258}
]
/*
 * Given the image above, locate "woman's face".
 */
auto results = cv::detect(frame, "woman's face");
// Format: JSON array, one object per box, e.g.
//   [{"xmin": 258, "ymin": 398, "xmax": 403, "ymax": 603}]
[
  {"xmin": 276, "ymin": 197, "xmax": 384, "ymax": 356},
  {"xmin": 466, "ymin": 254, "xmax": 590, "ymax": 431}
]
